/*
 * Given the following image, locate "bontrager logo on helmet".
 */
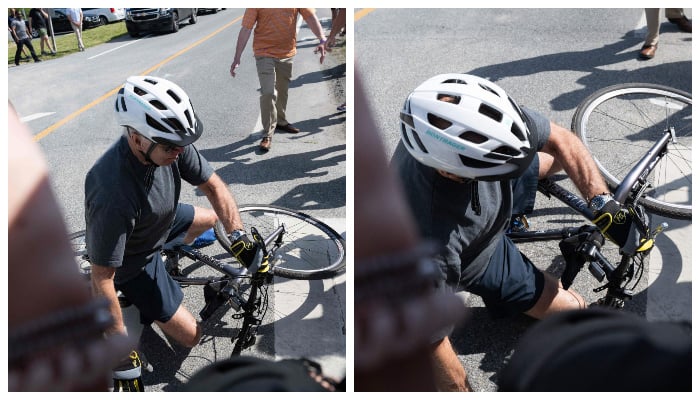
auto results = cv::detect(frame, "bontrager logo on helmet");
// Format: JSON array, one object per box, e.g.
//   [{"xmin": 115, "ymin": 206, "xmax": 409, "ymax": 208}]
[
  {"xmin": 115, "ymin": 76, "xmax": 203, "ymax": 147},
  {"xmin": 399, "ymin": 74, "xmax": 535, "ymax": 181},
  {"xmin": 424, "ymin": 128, "xmax": 466, "ymax": 151}
]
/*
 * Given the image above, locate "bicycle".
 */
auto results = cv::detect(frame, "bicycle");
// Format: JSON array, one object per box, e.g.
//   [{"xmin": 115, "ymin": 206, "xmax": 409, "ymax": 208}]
[
  {"xmin": 70, "ymin": 205, "xmax": 346, "ymax": 356},
  {"xmin": 507, "ymin": 83, "xmax": 691, "ymax": 308}
]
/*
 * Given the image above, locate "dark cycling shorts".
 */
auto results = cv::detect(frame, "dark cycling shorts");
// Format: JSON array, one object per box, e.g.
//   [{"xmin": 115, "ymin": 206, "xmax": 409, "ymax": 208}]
[
  {"xmin": 115, "ymin": 203, "xmax": 194, "ymax": 325},
  {"xmin": 469, "ymin": 235, "xmax": 545, "ymax": 318}
]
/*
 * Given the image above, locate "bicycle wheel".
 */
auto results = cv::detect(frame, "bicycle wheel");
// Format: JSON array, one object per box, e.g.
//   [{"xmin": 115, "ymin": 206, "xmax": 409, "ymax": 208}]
[
  {"xmin": 69, "ymin": 230, "xmax": 92, "ymax": 278},
  {"xmin": 214, "ymin": 205, "xmax": 346, "ymax": 280},
  {"xmin": 572, "ymin": 83, "xmax": 691, "ymax": 219}
]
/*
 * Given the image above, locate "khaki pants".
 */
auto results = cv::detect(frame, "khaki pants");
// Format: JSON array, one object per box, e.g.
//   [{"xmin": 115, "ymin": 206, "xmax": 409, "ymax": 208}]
[
  {"xmin": 255, "ymin": 56, "xmax": 293, "ymax": 138},
  {"xmin": 644, "ymin": 8, "xmax": 685, "ymax": 46}
]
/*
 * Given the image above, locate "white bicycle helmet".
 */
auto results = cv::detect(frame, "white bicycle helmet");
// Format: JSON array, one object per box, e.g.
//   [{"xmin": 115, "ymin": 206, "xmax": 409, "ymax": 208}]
[
  {"xmin": 399, "ymin": 74, "xmax": 535, "ymax": 181},
  {"xmin": 115, "ymin": 76, "xmax": 203, "ymax": 147}
]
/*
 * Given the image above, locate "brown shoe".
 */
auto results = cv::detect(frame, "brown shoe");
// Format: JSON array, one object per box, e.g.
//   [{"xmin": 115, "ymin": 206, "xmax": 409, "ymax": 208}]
[
  {"xmin": 668, "ymin": 16, "xmax": 692, "ymax": 33},
  {"xmin": 275, "ymin": 123, "xmax": 300, "ymax": 134},
  {"xmin": 259, "ymin": 137, "xmax": 271, "ymax": 151},
  {"xmin": 639, "ymin": 45, "xmax": 657, "ymax": 60}
]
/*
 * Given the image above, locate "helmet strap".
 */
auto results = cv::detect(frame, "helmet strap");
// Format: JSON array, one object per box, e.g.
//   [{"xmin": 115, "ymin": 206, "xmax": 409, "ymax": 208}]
[{"xmin": 141, "ymin": 142, "xmax": 158, "ymax": 165}]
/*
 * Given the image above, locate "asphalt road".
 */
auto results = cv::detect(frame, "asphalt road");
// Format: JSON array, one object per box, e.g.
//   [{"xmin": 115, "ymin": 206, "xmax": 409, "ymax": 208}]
[
  {"xmin": 8, "ymin": 8, "xmax": 347, "ymax": 391},
  {"xmin": 356, "ymin": 8, "xmax": 691, "ymax": 392}
]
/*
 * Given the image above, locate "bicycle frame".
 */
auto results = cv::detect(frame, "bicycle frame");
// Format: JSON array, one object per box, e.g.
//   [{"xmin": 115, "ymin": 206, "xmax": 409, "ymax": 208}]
[
  {"xmin": 172, "ymin": 224, "xmax": 287, "ymax": 355},
  {"xmin": 507, "ymin": 130, "xmax": 672, "ymax": 307}
]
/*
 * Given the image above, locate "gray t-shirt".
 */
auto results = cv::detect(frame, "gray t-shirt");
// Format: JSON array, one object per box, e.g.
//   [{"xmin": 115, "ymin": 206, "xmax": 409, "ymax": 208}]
[
  {"xmin": 11, "ymin": 19, "xmax": 29, "ymax": 40},
  {"xmin": 85, "ymin": 135, "xmax": 214, "ymax": 284},
  {"xmin": 392, "ymin": 107, "xmax": 551, "ymax": 289}
]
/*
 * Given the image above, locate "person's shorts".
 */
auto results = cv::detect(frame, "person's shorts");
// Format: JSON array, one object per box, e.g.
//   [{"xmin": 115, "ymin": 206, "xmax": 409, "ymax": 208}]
[
  {"xmin": 115, "ymin": 203, "xmax": 195, "ymax": 325},
  {"xmin": 37, "ymin": 27, "xmax": 47, "ymax": 36},
  {"xmin": 469, "ymin": 234, "xmax": 545, "ymax": 318}
]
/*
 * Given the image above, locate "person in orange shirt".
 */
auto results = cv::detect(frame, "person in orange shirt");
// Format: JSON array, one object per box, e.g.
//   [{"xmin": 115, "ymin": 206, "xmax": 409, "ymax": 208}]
[{"xmin": 230, "ymin": 8, "xmax": 327, "ymax": 151}]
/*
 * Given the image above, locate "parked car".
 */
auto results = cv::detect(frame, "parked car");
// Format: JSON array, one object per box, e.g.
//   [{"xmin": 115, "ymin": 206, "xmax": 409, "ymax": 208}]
[
  {"xmin": 124, "ymin": 8, "xmax": 197, "ymax": 37},
  {"xmin": 197, "ymin": 8, "xmax": 224, "ymax": 15},
  {"xmin": 47, "ymin": 9, "xmax": 101, "ymax": 35},
  {"xmin": 81, "ymin": 8, "xmax": 125, "ymax": 26}
]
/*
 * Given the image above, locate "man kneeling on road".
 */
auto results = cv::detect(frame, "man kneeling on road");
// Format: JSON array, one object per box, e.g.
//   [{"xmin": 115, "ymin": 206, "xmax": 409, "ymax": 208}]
[
  {"xmin": 85, "ymin": 76, "xmax": 259, "ymax": 388},
  {"xmin": 393, "ymin": 74, "xmax": 646, "ymax": 391}
]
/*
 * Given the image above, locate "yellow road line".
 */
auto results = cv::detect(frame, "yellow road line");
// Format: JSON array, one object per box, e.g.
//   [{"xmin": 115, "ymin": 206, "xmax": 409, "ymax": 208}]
[
  {"xmin": 354, "ymin": 8, "xmax": 375, "ymax": 21},
  {"xmin": 33, "ymin": 15, "xmax": 243, "ymax": 142}
]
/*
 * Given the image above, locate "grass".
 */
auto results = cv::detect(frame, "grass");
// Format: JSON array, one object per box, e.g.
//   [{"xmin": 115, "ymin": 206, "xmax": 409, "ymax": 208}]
[{"xmin": 8, "ymin": 21, "xmax": 127, "ymax": 64}]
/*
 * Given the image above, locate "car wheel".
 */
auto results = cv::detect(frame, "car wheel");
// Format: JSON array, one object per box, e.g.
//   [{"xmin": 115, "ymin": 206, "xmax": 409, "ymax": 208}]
[
  {"xmin": 189, "ymin": 9, "xmax": 197, "ymax": 24},
  {"xmin": 171, "ymin": 12, "xmax": 179, "ymax": 33},
  {"xmin": 99, "ymin": 16, "xmax": 108, "ymax": 26}
]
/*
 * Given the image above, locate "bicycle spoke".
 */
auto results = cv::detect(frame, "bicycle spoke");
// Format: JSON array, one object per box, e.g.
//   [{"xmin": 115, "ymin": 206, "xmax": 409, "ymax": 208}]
[
  {"xmin": 215, "ymin": 205, "xmax": 345, "ymax": 280},
  {"xmin": 572, "ymin": 84, "xmax": 692, "ymax": 219}
]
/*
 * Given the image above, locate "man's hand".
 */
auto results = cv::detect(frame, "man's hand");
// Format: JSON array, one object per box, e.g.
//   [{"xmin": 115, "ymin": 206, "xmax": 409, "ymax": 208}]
[
  {"xmin": 229, "ymin": 232, "xmax": 258, "ymax": 268},
  {"xmin": 230, "ymin": 61, "xmax": 240, "ymax": 77},
  {"xmin": 314, "ymin": 43, "xmax": 326, "ymax": 64}
]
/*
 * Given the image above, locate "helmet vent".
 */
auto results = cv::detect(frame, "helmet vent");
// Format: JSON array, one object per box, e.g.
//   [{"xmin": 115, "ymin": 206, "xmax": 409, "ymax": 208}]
[
  {"xmin": 400, "ymin": 111, "xmax": 415, "ymax": 128},
  {"xmin": 459, "ymin": 131, "xmax": 488, "ymax": 144},
  {"xmin": 401, "ymin": 124, "xmax": 414, "ymax": 150},
  {"xmin": 167, "ymin": 89, "xmax": 182, "ymax": 104},
  {"xmin": 163, "ymin": 117, "xmax": 186, "ymax": 133},
  {"xmin": 511, "ymin": 123, "xmax": 525, "ymax": 141},
  {"xmin": 144, "ymin": 78, "xmax": 158, "ymax": 85},
  {"xmin": 442, "ymin": 78, "xmax": 467, "ymax": 85},
  {"xmin": 427, "ymin": 113, "xmax": 452, "ymax": 129},
  {"xmin": 459, "ymin": 155, "xmax": 499, "ymax": 169},
  {"xmin": 184, "ymin": 109, "xmax": 193, "ymax": 128},
  {"xmin": 508, "ymin": 96, "xmax": 527, "ymax": 122},
  {"xmin": 150, "ymin": 100, "xmax": 167, "ymax": 111},
  {"xmin": 133, "ymin": 86, "xmax": 147, "ymax": 96},
  {"xmin": 478, "ymin": 103, "xmax": 503, "ymax": 122},
  {"xmin": 411, "ymin": 129, "xmax": 428, "ymax": 153},
  {"xmin": 437, "ymin": 94, "xmax": 460, "ymax": 104},
  {"xmin": 490, "ymin": 146, "xmax": 520, "ymax": 158},
  {"xmin": 146, "ymin": 115, "xmax": 171, "ymax": 133},
  {"xmin": 478, "ymin": 83, "xmax": 500, "ymax": 97}
]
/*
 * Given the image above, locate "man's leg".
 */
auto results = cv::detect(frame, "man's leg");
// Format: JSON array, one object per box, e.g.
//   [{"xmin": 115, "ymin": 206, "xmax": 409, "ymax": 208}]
[
  {"xmin": 255, "ymin": 56, "xmax": 278, "ymax": 138},
  {"xmin": 24, "ymin": 39, "xmax": 40, "ymax": 61},
  {"xmin": 14, "ymin": 43, "xmax": 22, "ymax": 65},
  {"xmin": 644, "ymin": 8, "xmax": 661, "ymax": 47},
  {"xmin": 182, "ymin": 206, "xmax": 217, "ymax": 245},
  {"xmin": 525, "ymin": 272, "xmax": 586, "ymax": 320},
  {"xmin": 274, "ymin": 57, "xmax": 294, "ymax": 127},
  {"xmin": 155, "ymin": 304, "xmax": 202, "ymax": 348},
  {"xmin": 431, "ymin": 336, "xmax": 472, "ymax": 391},
  {"xmin": 73, "ymin": 25, "xmax": 84, "ymax": 50}
]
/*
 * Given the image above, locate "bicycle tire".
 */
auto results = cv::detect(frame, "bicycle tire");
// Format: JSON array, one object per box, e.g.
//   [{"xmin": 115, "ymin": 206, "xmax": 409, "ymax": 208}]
[
  {"xmin": 572, "ymin": 83, "xmax": 692, "ymax": 219},
  {"xmin": 214, "ymin": 205, "xmax": 346, "ymax": 280},
  {"xmin": 69, "ymin": 230, "xmax": 92, "ymax": 278}
]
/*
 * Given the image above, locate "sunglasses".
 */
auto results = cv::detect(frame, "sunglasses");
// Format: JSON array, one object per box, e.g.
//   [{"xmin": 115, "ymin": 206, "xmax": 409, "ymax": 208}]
[{"xmin": 160, "ymin": 143, "xmax": 184, "ymax": 153}]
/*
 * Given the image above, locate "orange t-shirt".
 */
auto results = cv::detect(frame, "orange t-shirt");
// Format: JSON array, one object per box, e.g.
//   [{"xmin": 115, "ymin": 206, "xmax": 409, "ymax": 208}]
[{"xmin": 242, "ymin": 8, "xmax": 315, "ymax": 59}]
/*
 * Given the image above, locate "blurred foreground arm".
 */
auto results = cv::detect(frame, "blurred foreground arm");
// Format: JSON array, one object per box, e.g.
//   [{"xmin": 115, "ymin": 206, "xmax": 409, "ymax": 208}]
[
  {"xmin": 354, "ymin": 69, "xmax": 464, "ymax": 391},
  {"xmin": 8, "ymin": 103, "xmax": 133, "ymax": 391}
]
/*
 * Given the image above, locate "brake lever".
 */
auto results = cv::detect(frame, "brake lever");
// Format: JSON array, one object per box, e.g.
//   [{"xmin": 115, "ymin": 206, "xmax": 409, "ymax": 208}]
[{"xmin": 249, "ymin": 227, "xmax": 271, "ymax": 273}]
